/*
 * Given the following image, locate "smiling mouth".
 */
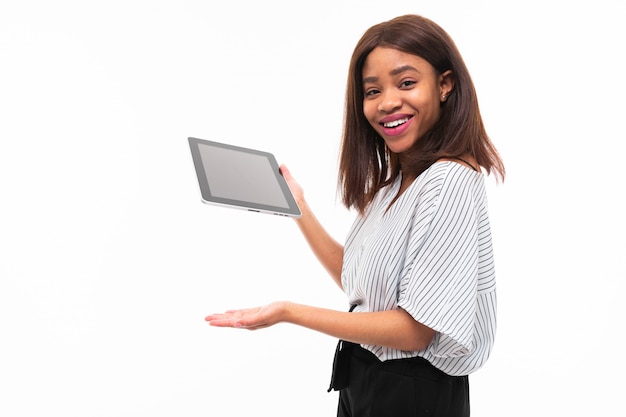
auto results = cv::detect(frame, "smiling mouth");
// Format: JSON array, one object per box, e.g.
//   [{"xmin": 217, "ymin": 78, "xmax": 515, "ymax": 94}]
[{"xmin": 382, "ymin": 116, "xmax": 411, "ymax": 128}]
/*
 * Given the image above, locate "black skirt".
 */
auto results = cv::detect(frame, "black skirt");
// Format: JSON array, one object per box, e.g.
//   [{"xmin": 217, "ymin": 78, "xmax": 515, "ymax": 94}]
[{"xmin": 331, "ymin": 343, "xmax": 470, "ymax": 417}]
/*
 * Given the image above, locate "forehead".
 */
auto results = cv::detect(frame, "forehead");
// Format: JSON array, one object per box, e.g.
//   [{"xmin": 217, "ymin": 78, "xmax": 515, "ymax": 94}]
[{"xmin": 362, "ymin": 47, "xmax": 435, "ymax": 79}]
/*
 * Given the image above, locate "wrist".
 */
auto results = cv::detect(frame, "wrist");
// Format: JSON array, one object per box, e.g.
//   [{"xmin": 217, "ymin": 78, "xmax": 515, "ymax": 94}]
[
  {"xmin": 279, "ymin": 301, "xmax": 296, "ymax": 324},
  {"xmin": 294, "ymin": 199, "xmax": 309, "ymax": 219}
]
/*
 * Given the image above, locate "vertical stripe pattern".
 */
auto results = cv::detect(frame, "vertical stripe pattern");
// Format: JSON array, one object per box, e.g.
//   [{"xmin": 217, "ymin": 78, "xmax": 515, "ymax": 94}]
[{"xmin": 341, "ymin": 162, "xmax": 497, "ymax": 376}]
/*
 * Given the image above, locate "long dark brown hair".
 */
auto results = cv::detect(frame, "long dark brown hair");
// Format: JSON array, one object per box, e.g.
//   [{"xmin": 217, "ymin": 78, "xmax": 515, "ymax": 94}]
[{"xmin": 338, "ymin": 14, "xmax": 505, "ymax": 214}]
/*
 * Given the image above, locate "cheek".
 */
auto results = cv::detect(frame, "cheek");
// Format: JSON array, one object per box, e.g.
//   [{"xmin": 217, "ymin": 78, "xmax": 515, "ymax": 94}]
[
  {"xmin": 362, "ymin": 101, "xmax": 378, "ymax": 126},
  {"xmin": 415, "ymin": 94, "xmax": 441, "ymax": 122},
  {"xmin": 427, "ymin": 101, "xmax": 442, "ymax": 124}
]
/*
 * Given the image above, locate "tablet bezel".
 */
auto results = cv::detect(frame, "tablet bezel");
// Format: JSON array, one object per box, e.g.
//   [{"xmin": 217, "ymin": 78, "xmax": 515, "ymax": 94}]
[{"xmin": 188, "ymin": 137, "xmax": 301, "ymax": 218}]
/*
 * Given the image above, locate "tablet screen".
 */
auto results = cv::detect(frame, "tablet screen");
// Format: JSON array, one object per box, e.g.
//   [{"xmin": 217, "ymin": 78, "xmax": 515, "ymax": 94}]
[{"xmin": 188, "ymin": 137, "xmax": 301, "ymax": 217}]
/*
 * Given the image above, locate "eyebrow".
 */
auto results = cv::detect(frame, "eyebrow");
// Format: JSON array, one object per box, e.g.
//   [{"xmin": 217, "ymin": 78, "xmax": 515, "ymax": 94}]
[{"xmin": 362, "ymin": 65, "xmax": 420, "ymax": 84}]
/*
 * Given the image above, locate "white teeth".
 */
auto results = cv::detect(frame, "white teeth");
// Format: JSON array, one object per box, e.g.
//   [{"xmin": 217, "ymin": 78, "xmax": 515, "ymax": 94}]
[{"xmin": 383, "ymin": 117, "xmax": 409, "ymax": 128}]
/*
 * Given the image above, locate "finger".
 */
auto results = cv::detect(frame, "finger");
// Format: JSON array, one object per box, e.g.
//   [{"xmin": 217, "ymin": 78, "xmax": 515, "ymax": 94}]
[
  {"xmin": 235, "ymin": 320, "xmax": 268, "ymax": 330},
  {"xmin": 205, "ymin": 316, "xmax": 242, "ymax": 328},
  {"xmin": 204, "ymin": 313, "xmax": 230, "ymax": 321},
  {"xmin": 208, "ymin": 320, "xmax": 238, "ymax": 328},
  {"xmin": 224, "ymin": 308, "xmax": 250, "ymax": 314},
  {"xmin": 279, "ymin": 164, "xmax": 291, "ymax": 180},
  {"xmin": 206, "ymin": 307, "xmax": 251, "ymax": 319},
  {"xmin": 205, "ymin": 313, "xmax": 240, "ymax": 325}
]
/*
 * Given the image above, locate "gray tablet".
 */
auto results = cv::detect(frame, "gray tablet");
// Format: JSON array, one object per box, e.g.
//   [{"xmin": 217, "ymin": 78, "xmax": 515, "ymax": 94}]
[{"xmin": 188, "ymin": 137, "xmax": 301, "ymax": 218}]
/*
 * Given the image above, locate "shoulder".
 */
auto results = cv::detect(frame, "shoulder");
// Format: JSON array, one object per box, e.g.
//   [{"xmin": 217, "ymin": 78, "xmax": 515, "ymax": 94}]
[
  {"xmin": 408, "ymin": 161, "xmax": 485, "ymax": 214},
  {"xmin": 414, "ymin": 161, "xmax": 482, "ymax": 194}
]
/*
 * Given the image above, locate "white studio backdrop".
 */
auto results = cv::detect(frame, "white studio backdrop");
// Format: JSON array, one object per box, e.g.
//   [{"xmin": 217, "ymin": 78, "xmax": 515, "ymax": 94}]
[{"xmin": 1, "ymin": 1, "xmax": 624, "ymax": 416}]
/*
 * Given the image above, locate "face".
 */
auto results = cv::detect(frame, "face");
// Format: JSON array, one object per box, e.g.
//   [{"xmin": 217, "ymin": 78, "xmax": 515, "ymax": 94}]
[{"xmin": 362, "ymin": 47, "xmax": 454, "ymax": 156}]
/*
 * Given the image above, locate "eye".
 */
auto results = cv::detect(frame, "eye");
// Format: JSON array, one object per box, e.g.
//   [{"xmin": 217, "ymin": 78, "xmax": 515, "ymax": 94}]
[
  {"xmin": 400, "ymin": 79, "xmax": 416, "ymax": 88},
  {"xmin": 364, "ymin": 87, "xmax": 380, "ymax": 98}
]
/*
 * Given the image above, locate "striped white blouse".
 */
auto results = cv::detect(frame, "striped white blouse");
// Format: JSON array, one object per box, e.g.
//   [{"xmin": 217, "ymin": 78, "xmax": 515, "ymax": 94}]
[{"xmin": 341, "ymin": 161, "xmax": 497, "ymax": 376}]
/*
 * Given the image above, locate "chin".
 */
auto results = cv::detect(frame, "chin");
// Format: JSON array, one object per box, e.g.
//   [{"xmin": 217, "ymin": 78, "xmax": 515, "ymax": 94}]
[{"xmin": 385, "ymin": 140, "xmax": 417, "ymax": 155}]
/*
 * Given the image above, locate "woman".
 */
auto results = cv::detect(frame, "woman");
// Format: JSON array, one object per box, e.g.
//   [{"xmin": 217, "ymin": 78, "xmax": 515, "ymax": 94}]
[{"xmin": 206, "ymin": 14, "xmax": 505, "ymax": 417}]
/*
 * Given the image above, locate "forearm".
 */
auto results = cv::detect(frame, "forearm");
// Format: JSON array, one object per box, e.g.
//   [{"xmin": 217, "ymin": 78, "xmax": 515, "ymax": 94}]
[
  {"xmin": 282, "ymin": 302, "xmax": 435, "ymax": 352},
  {"xmin": 294, "ymin": 199, "xmax": 344, "ymax": 288}
]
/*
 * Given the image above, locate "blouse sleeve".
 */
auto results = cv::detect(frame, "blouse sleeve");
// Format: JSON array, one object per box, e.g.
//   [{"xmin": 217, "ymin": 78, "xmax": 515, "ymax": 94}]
[{"xmin": 397, "ymin": 166, "xmax": 481, "ymax": 358}]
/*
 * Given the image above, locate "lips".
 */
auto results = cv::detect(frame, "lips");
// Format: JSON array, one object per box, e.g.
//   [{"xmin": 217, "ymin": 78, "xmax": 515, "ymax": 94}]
[
  {"xmin": 379, "ymin": 115, "xmax": 413, "ymax": 136},
  {"xmin": 382, "ymin": 116, "xmax": 410, "ymax": 128}
]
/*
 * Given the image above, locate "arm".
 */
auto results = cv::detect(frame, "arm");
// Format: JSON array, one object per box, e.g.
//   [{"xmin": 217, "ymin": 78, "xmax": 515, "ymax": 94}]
[
  {"xmin": 280, "ymin": 165, "xmax": 344, "ymax": 288},
  {"xmin": 206, "ymin": 301, "xmax": 435, "ymax": 352}
]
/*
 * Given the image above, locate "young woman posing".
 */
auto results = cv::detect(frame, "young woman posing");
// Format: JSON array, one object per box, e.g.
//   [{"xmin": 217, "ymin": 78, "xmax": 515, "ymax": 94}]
[{"xmin": 206, "ymin": 14, "xmax": 505, "ymax": 417}]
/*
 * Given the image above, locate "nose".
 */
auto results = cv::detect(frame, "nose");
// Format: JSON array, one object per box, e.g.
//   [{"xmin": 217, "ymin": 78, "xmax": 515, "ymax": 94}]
[{"xmin": 377, "ymin": 90, "xmax": 402, "ymax": 113}]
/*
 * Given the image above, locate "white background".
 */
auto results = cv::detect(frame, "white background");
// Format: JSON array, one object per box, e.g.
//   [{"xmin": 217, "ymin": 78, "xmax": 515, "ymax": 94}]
[{"xmin": 1, "ymin": 1, "xmax": 624, "ymax": 415}]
